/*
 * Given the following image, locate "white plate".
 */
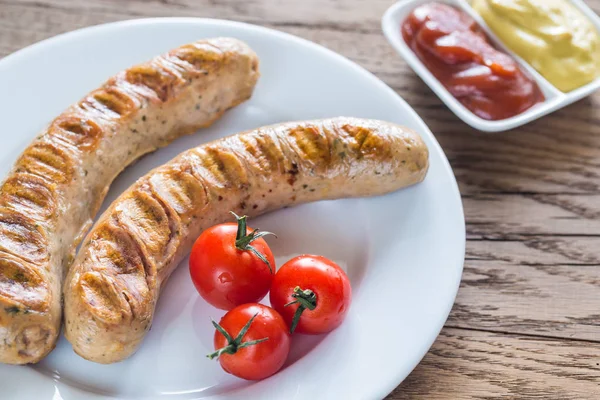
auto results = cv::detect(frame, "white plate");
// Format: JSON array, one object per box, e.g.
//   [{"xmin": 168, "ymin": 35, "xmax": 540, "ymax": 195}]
[
  {"xmin": 0, "ymin": 18, "xmax": 465, "ymax": 400},
  {"xmin": 382, "ymin": 0, "xmax": 600, "ymax": 132}
]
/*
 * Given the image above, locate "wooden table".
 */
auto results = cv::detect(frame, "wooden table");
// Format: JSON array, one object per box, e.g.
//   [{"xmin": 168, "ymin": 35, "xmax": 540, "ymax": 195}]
[{"xmin": 2, "ymin": 0, "xmax": 599, "ymax": 398}]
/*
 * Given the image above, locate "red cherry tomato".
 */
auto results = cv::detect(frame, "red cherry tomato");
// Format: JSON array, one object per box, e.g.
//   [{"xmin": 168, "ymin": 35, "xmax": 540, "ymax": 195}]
[
  {"xmin": 209, "ymin": 303, "xmax": 291, "ymax": 380},
  {"xmin": 189, "ymin": 213, "xmax": 275, "ymax": 310},
  {"xmin": 269, "ymin": 254, "xmax": 352, "ymax": 334}
]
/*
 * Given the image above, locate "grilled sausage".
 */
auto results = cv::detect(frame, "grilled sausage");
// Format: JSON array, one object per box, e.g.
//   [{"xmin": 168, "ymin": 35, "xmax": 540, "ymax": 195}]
[
  {"xmin": 63, "ymin": 117, "xmax": 429, "ymax": 363},
  {"xmin": 0, "ymin": 37, "xmax": 260, "ymax": 364}
]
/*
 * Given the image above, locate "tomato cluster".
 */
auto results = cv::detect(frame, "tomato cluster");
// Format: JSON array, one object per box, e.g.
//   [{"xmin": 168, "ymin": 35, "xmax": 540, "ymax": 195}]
[{"xmin": 189, "ymin": 212, "xmax": 352, "ymax": 380}]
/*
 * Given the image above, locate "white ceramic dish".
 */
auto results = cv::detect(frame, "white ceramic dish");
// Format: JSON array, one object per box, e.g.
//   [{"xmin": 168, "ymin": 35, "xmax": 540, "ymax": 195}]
[
  {"xmin": 0, "ymin": 18, "xmax": 465, "ymax": 400},
  {"xmin": 382, "ymin": 0, "xmax": 600, "ymax": 132}
]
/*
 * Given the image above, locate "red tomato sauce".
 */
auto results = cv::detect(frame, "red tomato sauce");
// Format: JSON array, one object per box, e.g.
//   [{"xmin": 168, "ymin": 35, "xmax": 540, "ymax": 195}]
[{"xmin": 402, "ymin": 3, "xmax": 544, "ymax": 121}]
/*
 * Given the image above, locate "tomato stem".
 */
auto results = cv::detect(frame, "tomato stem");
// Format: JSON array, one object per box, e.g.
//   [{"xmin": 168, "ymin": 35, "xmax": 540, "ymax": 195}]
[
  {"xmin": 230, "ymin": 211, "xmax": 276, "ymax": 273},
  {"xmin": 284, "ymin": 286, "xmax": 317, "ymax": 334},
  {"xmin": 207, "ymin": 312, "xmax": 269, "ymax": 360}
]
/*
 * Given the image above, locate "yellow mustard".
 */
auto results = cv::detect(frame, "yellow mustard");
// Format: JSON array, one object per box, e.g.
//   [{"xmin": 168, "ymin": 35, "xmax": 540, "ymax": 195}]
[{"xmin": 472, "ymin": 0, "xmax": 600, "ymax": 92}]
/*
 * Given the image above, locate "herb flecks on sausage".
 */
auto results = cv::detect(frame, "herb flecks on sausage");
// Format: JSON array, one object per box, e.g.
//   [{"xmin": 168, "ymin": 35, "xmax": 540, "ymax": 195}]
[
  {"xmin": 64, "ymin": 117, "xmax": 429, "ymax": 364},
  {"xmin": 0, "ymin": 37, "xmax": 260, "ymax": 364}
]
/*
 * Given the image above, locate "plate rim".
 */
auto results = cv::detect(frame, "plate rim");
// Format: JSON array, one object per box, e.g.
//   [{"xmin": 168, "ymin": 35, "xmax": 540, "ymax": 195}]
[{"xmin": 0, "ymin": 17, "xmax": 466, "ymax": 400}]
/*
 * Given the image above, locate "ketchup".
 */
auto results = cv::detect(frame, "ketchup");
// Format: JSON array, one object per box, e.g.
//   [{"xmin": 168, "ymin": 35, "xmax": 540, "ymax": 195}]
[{"xmin": 402, "ymin": 3, "xmax": 544, "ymax": 121}]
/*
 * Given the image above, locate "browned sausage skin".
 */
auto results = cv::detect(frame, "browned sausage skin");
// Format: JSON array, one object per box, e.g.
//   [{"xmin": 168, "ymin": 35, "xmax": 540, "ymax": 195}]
[
  {"xmin": 0, "ymin": 38, "xmax": 260, "ymax": 364},
  {"xmin": 64, "ymin": 117, "xmax": 429, "ymax": 364}
]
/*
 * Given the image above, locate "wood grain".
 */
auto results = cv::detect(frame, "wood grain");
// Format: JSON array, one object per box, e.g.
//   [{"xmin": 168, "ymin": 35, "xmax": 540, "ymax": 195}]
[
  {"xmin": 465, "ymin": 194, "xmax": 600, "ymax": 237},
  {"xmin": 391, "ymin": 328, "xmax": 600, "ymax": 399},
  {"xmin": 452, "ymin": 259, "xmax": 600, "ymax": 341},
  {"xmin": 1, "ymin": 0, "xmax": 600, "ymax": 398}
]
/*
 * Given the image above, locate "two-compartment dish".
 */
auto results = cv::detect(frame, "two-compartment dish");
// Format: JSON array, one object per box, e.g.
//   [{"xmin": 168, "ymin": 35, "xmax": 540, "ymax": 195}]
[{"xmin": 383, "ymin": 0, "xmax": 600, "ymax": 132}]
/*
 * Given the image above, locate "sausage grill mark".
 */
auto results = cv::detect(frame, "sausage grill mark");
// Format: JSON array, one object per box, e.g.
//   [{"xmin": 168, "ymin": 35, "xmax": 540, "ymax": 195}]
[
  {"xmin": 0, "ymin": 37, "xmax": 259, "ymax": 364},
  {"xmin": 64, "ymin": 117, "xmax": 429, "ymax": 364}
]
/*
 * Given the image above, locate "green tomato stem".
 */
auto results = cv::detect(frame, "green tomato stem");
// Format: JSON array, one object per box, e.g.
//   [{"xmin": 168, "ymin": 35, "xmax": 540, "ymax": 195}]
[
  {"xmin": 284, "ymin": 286, "xmax": 317, "ymax": 334},
  {"xmin": 207, "ymin": 312, "xmax": 269, "ymax": 360},
  {"xmin": 230, "ymin": 211, "xmax": 276, "ymax": 273}
]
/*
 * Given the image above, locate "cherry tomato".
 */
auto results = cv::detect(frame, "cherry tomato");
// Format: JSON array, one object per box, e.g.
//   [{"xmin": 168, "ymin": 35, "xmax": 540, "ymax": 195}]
[
  {"xmin": 208, "ymin": 303, "xmax": 291, "ymax": 380},
  {"xmin": 270, "ymin": 255, "xmax": 352, "ymax": 334},
  {"xmin": 189, "ymin": 213, "xmax": 275, "ymax": 310}
]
